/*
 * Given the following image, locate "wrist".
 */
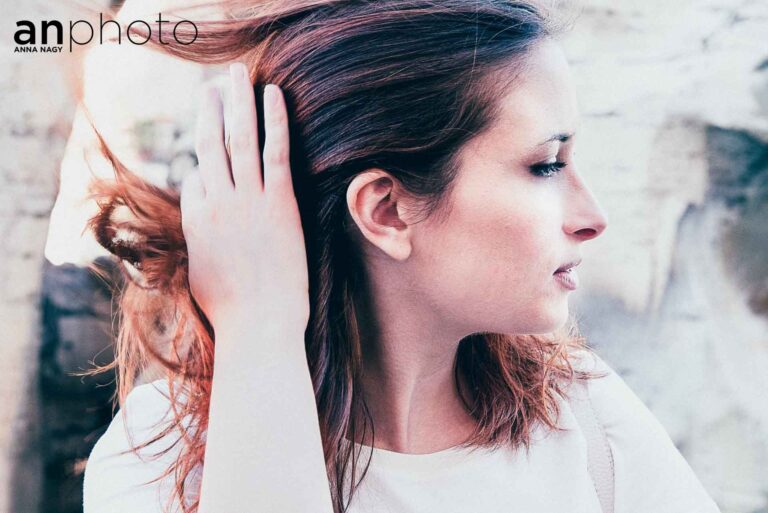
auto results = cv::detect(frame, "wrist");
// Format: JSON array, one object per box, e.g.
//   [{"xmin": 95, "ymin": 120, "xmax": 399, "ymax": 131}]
[
  {"xmin": 209, "ymin": 294, "xmax": 309, "ymax": 330},
  {"xmin": 209, "ymin": 316, "xmax": 312, "ymax": 398},
  {"xmin": 212, "ymin": 309, "xmax": 308, "ymax": 357}
]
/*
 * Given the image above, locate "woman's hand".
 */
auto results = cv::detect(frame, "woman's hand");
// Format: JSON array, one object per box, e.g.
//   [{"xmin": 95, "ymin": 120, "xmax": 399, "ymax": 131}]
[{"xmin": 180, "ymin": 63, "xmax": 309, "ymax": 334}]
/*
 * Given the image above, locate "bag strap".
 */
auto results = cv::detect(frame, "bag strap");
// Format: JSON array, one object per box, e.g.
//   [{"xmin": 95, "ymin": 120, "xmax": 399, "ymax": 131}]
[{"xmin": 569, "ymin": 379, "xmax": 615, "ymax": 513}]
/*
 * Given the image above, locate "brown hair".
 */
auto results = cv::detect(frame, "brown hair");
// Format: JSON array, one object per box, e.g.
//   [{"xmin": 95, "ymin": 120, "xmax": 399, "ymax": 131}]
[{"xmin": 83, "ymin": 1, "xmax": 604, "ymax": 512}]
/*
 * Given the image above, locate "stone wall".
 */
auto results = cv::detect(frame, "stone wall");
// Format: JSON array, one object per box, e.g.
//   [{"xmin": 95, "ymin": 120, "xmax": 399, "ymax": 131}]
[
  {"xmin": 0, "ymin": 1, "xmax": 80, "ymax": 511},
  {"xmin": 564, "ymin": 1, "xmax": 768, "ymax": 511}
]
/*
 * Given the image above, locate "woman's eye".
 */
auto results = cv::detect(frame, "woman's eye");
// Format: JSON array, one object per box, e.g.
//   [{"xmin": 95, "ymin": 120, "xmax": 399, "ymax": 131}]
[{"xmin": 529, "ymin": 161, "xmax": 567, "ymax": 177}]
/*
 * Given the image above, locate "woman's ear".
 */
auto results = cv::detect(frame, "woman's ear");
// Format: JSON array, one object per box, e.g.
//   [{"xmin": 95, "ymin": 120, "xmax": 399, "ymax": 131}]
[{"xmin": 346, "ymin": 169, "xmax": 413, "ymax": 261}]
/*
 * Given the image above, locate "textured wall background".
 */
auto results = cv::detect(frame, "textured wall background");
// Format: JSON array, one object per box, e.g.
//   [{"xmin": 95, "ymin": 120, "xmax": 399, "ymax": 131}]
[
  {"xmin": 564, "ymin": 2, "xmax": 768, "ymax": 511},
  {"xmin": 1, "ymin": 1, "xmax": 766, "ymax": 512},
  {"xmin": 1, "ymin": 2, "xmax": 77, "ymax": 512}
]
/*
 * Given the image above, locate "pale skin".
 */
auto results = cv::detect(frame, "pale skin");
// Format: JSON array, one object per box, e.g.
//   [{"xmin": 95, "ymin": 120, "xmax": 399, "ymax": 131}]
[
  {"xmin": 348, "ymin": 39, "xmax": 607, "ymax": 453},
  {"xmin": 182, "ymin": 37, "xmax": 607, "ymax": 510},
  {"xmin": 182, "ymin": 66, "xmax": 328, "ymax": 511}
]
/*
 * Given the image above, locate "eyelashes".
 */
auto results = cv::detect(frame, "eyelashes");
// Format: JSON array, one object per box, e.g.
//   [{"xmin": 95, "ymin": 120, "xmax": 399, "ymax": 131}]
[{"xmin": 529, "ymin": 160, "xmax": 567, "ymax": 177}]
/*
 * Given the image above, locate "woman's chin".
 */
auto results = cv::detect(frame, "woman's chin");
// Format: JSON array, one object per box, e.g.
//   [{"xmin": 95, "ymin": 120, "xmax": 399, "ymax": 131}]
[
  {"xmin": 471, "ymin": 295, "xmax": 571, "ymax": 335},
  {"xmin": 522, "ymin": 302, "xmax": 571, "ymax": 335},
  {"xmin": 495, "ymin": 308, "xmax": 569, "ymax": 336}
]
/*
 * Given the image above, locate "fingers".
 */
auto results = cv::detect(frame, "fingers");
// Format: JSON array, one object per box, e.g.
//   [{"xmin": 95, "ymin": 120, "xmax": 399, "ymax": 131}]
[
  {"xmin": 262, "ymin": 84, "xmax": 295, "ymax": 197},
  {"xmin": 195, "ymin": 65, "xmax": 294, "ymax": 205},
  {"xmin": 195, "ymin": 85, "xmax": 234, "ymax": 201},
  {"xmin": 228, "ymin": 63, "xmax": 263, "ymax": 194}
]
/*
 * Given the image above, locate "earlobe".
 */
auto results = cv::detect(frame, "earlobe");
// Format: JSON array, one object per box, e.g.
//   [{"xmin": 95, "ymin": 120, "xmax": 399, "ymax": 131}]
[{"xmin": 346, "ymin": 169, "xmax": 412, "ymax": 261}]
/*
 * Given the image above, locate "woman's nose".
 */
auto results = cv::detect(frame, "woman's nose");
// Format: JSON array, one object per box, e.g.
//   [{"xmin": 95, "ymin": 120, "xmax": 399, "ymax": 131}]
[{"xmin": 562, "ymin": 175, "xmax": 608, "ymax": 241}]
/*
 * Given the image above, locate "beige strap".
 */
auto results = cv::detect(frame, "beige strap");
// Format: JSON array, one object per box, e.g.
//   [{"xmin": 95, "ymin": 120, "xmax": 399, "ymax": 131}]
[{"xmin": 569, "ymin": 379, "xmax": 615, "ymax": 513}]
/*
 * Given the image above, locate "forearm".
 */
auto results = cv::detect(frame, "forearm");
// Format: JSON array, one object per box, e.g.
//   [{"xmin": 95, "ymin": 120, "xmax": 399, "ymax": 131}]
[{"xmin": 198, "ymin": 315, "xmax": 333, "ymax": 513}]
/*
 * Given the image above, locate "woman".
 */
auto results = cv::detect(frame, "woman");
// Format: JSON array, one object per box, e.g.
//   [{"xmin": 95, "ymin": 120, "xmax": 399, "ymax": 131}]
[{"xmin": 81, "ymin": 1, "xmax": 721, "ymax": 512}]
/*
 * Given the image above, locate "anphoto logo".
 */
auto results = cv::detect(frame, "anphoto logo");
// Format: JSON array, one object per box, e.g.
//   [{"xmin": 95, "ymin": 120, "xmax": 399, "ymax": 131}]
[{"xmin": 13, "ymin": 13, "xmax": 198, "ymax": 53}]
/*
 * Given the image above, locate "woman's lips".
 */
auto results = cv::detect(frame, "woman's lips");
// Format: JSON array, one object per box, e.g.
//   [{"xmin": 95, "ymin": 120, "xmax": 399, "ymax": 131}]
[{"xmin": 554, "ymin": 268, "xmax": 579, "ymax": 290}]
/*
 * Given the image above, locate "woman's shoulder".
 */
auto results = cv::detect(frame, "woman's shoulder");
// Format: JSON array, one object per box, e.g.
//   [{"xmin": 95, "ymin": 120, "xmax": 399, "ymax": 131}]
[
  {"xmin": 566, "ymin": 348, "xmax": 682, "ymax": 448},
  {"xmin": 565, "ymin": 348, "xmax": 682, "ymax": 461},
  {"xmin": 83, "ymin": 379, "xmax": 200, "ymax": 513},
  {"xmin": 564, "ymin": 348, "xmax": 721, "ymax": 512},
  {"xmin": 88, "ymin": 379, "xmax": 183, "ymax": 457}
]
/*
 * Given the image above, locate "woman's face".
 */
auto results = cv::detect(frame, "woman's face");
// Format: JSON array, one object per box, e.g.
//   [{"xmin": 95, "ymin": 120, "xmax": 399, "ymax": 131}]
[{"xmin": 410, "ymin": 39, "xmax": 608, "ymax": 336}]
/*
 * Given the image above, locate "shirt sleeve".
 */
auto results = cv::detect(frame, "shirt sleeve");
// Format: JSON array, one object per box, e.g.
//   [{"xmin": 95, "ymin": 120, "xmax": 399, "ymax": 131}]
[
  {"xmin": 574, "ymin": 350, "xmax": 722, "ymax": 513},
  {"xmin": 82, "ymin": 380, "xmax": 201, "ymax": 513}
]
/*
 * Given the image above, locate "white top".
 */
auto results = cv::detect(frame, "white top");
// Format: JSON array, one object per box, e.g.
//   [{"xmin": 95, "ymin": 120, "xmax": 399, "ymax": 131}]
[{"xmin": 82, "ymin": 351, "xmax": 721, "ymax": 513}]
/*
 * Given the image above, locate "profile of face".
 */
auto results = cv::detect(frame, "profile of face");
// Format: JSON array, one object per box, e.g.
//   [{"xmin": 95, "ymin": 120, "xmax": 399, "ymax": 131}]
[{"xmin": 348, "ymin": 38, "xmax": 608, "ymax": 338}]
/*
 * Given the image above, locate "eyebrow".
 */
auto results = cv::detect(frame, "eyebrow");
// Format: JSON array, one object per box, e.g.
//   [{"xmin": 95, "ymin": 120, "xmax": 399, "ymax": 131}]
[{"xmin": 538, "ymin": 132, "xmax": 574, "ymax": 146}]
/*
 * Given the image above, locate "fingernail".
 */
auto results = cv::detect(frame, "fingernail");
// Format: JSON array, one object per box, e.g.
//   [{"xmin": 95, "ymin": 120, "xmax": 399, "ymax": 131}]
[
  {"xmin": 265, "ymin": 84, "xmax": 280, "ymax": 108},
  {"xmin": 229, "ymin": 62, "xmax": 240, "ymax": 80}
]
